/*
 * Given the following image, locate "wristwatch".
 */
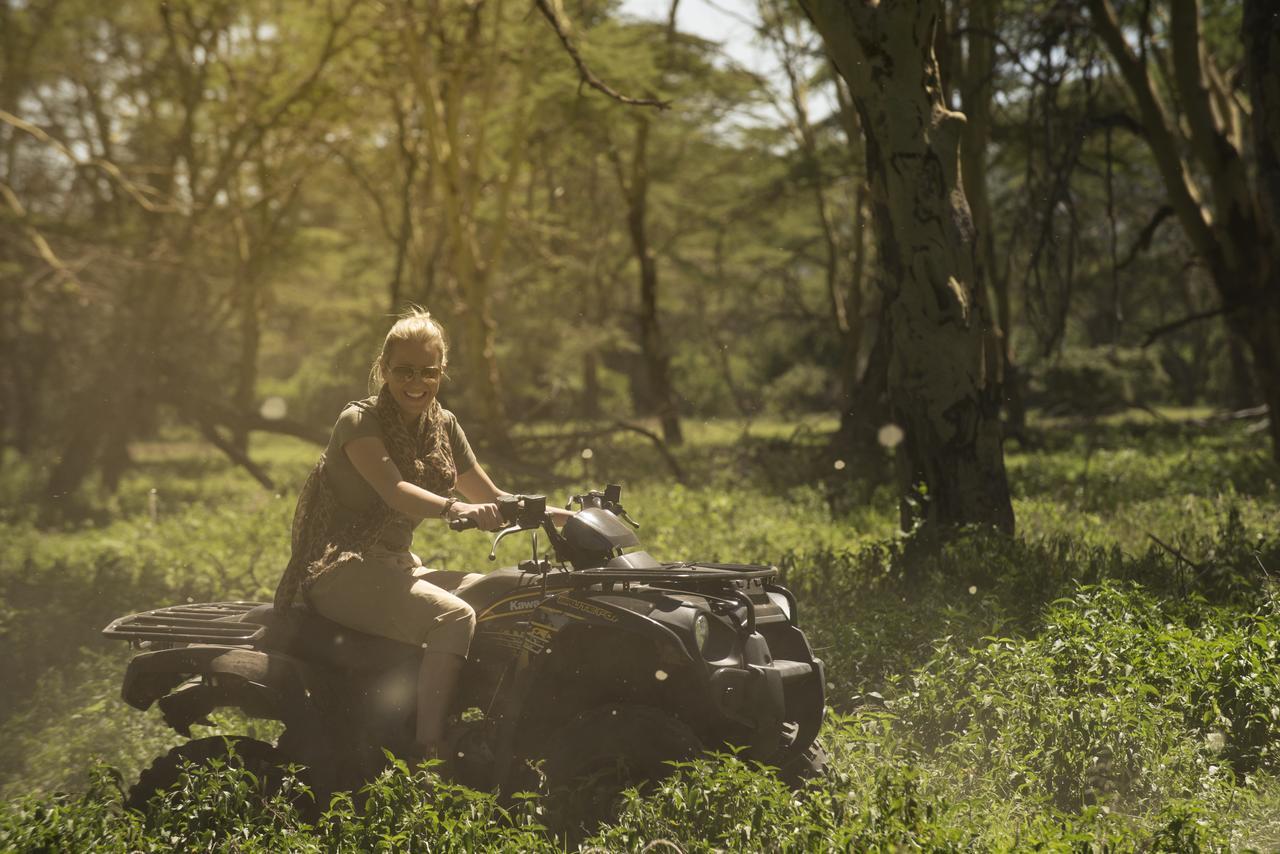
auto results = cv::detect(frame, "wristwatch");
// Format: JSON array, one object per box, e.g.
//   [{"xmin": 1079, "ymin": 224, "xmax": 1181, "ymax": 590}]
[{"xmin": 440, "ymin": 497, "xmax": 458, "ymax": 519}]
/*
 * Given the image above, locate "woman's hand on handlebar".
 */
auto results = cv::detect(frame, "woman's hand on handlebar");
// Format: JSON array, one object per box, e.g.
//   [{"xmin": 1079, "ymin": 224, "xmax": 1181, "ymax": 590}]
[{"xmin": 450, "ymin": 502, "xmax": 504, "ymax": 531}]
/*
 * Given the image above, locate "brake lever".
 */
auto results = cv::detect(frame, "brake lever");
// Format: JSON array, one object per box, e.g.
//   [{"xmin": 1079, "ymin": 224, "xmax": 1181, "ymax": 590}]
[{"xmin": 488, "ymin": 523, "xmax": 524, "ymax": 562}]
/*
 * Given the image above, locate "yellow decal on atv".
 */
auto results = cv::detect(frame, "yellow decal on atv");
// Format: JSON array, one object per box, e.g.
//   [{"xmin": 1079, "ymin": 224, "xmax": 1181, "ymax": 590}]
[
  {"xmin": 557, "ymin": 596, "xmax": 619, "ymax": 622},
  {"xmin": 476, "ymin": 592, "xmax": 544, "ymax": 622},
  {"xmin": 522, "ymin": 622, "xmax": 555, "ymax": 654}
]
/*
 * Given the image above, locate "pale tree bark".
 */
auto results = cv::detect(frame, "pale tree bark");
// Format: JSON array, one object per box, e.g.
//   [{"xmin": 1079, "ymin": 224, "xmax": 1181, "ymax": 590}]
[
  {"xmin": 397, "ymin": 0, "xmax": 534, "ymax": 447},
  {"xmin": 797, "ymin": 0, "xmax": 1014, "ymax": 535},
  {"xmin": 1084, "ymin": 0, "xmax": 1280, "ymax": 461}
]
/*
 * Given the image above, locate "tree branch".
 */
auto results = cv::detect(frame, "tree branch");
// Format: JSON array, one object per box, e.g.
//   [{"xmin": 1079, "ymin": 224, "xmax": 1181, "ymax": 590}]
[
  {"xmin": 163, "ymin": 388, "xmax": 328, "ymax": 446},
  {"xmin": 195, "ymin": 420, "xmax": 276, "ymax": 490},
  {"xmin": 0, "ymin": 181, "xmax": 86, "ymax": 288},
  {"xmin": 0, "ymin": 109, "xmax": 175, "ymax": 212},
  {"xmin": 1141, "ymin": 304, "xmax": 1227, "ymax": 347},
  {"xmin": 519, "ymin": 420, "xmax": 686, "ymax": 482},
  {"xmin": 1115, "ymin": 204, "xmax": 1174, "ymax": 270},
  {"xmin": 1084, "ymin": 0, "xmax": 1220, "ymax": 262},
  {"xmin": 532, "ymin": 0, "xmax": 671, "ymax": 110},
  {"xmin": 1146, "ymin": 532, "xmax": 1208, "ymax": 574}
]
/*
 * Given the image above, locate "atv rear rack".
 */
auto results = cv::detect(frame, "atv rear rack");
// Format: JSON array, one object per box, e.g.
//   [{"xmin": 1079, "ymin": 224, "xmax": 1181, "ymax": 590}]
[{"xmin": 102, "ymin": 601, "xmax": 266, "ymax": 647}]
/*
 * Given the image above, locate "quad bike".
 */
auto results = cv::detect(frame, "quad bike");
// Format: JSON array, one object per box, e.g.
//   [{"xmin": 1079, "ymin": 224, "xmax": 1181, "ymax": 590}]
[{"xmin": 104, "ymin": 485, "xmax": 826, "ymax": 828}]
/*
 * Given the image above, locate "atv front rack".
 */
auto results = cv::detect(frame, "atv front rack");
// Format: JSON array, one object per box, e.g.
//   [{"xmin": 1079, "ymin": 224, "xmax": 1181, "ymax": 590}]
[
  {"xmin": 102, "ymin": 601, "xmax": 266, "ymax": 647},
  {"xmin": 550, "ymin": 563, "xmax": 777, "ymax": 588}
]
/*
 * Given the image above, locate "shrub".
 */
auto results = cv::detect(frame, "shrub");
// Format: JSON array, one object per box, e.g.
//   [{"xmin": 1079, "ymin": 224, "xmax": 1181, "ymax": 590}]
[{"xmin": 1029, "ymin": 346, "xmax": 1170, "ymax": 416}]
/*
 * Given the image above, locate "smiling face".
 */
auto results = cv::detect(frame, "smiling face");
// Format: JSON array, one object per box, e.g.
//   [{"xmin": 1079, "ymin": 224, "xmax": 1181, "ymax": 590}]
[{"xmin": 382, "ymin": 338, "xmax": 444, "ymax": 423}]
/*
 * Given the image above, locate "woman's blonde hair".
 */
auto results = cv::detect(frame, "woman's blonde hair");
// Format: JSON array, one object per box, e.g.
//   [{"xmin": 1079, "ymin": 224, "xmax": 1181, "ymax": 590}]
[{"xmin": 369, "ymin": 306, "xmax": 449, "ymax": 392}]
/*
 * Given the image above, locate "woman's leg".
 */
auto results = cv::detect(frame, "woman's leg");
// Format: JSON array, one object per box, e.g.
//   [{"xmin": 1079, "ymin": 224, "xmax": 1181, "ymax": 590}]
[
  {"xmin": 414, "ymin": 589, "xmax": 476, "ymax": 753},
  {"xmin": 416, "ymin": 651, "xmax": 466, "ymax": 755},
  {"xmin": 308, "ymin": 549, "xmax": 477, "ymax": 754}
]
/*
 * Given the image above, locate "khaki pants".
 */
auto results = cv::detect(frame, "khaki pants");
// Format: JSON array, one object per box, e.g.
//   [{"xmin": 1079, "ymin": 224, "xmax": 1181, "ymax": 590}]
[{"xmin": 307, "ymin": 546, "xmax": 477, "ymax": 656}]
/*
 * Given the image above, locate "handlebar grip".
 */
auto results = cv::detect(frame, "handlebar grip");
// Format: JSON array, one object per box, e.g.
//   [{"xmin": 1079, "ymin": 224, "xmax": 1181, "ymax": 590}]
[{"xmin": 449, "ymin": 517, "xmax": 478, "ymax": 532}]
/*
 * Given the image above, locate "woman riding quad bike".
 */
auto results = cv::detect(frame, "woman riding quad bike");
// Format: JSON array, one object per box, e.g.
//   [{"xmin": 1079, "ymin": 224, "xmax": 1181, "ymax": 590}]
[
  {"xmin": 105, "ymin": 309, "xmax": 825, "ymax": 830},
  {"xmin": 105, "ymin": 485, "xmax": 827, "ymax": 829}
]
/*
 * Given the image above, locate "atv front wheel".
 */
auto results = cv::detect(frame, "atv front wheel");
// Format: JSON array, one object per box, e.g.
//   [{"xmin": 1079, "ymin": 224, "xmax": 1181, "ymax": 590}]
[
  {"xmin": 534, "ymin": 704, "xmax": 702, "ymax": 839},
  {"xmin": 776, "ymin": 737, "xmax": 828, "ymax": 787},
  {"xmin": 126, "ymin": 735, "xmax": 293, "ymax": 812}
]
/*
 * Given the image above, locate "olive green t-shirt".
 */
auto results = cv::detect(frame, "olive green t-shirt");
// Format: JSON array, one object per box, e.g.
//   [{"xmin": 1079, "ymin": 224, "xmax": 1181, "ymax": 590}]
[{"xmin": 323, "ymin": 402, "xmax": 477, "ymax": 550}]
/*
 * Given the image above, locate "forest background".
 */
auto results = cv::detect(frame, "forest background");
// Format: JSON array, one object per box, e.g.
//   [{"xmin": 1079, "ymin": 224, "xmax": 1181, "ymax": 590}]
[{"xmin": 2, "ymin": 0, "xmax": 1280, "ymax": 848}]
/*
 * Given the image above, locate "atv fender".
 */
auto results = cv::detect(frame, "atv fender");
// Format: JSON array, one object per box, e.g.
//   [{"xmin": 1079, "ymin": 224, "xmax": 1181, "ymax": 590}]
[
  {"xmin": 486, "ymin": 602, "xmax": 705, "ymax": 790},
  {"xmin": 121, "ymin": 645, "xmax": 310, "ymax": 719}
]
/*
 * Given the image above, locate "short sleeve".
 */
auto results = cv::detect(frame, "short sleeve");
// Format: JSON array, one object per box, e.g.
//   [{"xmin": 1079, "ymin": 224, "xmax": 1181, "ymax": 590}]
[
  {"xmin": 331, "ymin": 403, "xmax": 382, "ymax": 449},
  {"xmin": 447, "ymin": 412, "xmax": 478, "ymax": 474}
]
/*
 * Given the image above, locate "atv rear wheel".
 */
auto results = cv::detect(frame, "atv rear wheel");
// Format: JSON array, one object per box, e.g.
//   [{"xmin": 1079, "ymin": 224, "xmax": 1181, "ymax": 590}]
[
  {"xmin": 126, "ymin": 736, "xmax": 291, "ymax": 812},
  {"xmin": 533, "ymin": 704, "xmax": 702, "ymax": 840}
]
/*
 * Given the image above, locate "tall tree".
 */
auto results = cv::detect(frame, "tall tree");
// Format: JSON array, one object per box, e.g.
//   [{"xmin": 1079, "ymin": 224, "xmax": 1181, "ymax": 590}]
[
  {"xmin": 607, "ymin": 0, "xmax": 686, "ymax": 446},
  {"xmin": 2, "ymin": 0, "xmax": 356, "ymax": 508},
  {"xmin": 796, "ymin": 0, "xmax": 1015, "ymax": 535},
  {"xmin": 395, "ymin": 0, "xmax": 527, "ymax": 445},
  {"xmin": 955, "ymin": 0, "xmax": 1022, "ymax": 427},
  {"xmin": 1084, "ymin": 0, "xmax": 1280, "ymax": 460}
]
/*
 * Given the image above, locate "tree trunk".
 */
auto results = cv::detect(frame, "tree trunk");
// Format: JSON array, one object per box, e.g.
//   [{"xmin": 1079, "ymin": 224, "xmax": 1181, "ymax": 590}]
[
  {"xmin": 836, "ymin": 309, "xmax": 891, "ymax": 475},
  {"xmin": 1242, "ymin": 0, "xmax": 1280, "ymax": 457},
  {"xmin": 619, "ymin": 118, "xmax": 683, "ymax": 446},
  {"xmin": 1226, "ymin": 330, "xmax": 1259, "ymax": 411},
  {"xmin": 1087, "ymin": 0, "xmax": 1280, "ymax": 460},
  {"xmin": 581, "ymin": 351, "xmax": 601, "ymax": 419},
  {"xmin": 397, "ymin": 0, "xmax": 527, "ymax": 447},
  {"xmin": 958, "ymin": 0, "xmax": 1023, "ymax": 436},
  {"xmin": 780, "ymin": 40, "xmax": 869, "ymax": 429},
  {"xmin": 232, "ymin": 202, "xmax": 258, "ymax": 454},
  {"xmin": 798, "ymin": 0, "xmax": 1014, "ymax": 535}
]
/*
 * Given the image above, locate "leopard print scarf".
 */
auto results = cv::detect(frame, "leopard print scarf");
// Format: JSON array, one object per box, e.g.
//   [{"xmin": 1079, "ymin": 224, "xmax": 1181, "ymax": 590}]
[{"xmin": 273, "ymin": 387, "xmax": 456, "ymax": 611}]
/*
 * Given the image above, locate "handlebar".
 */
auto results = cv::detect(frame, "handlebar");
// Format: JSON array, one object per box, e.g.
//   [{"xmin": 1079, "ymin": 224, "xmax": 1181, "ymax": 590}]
[
  {"xmin": 447, "ymin": 494, "xmax": 531, "ymax": 532},
  {"xmin": 446, "ymin": 484, "xmax": 637, "ymax": 562},
  {"xmin": 447, "ymin": 494, "xmax": 548, "ymax": 561},
  {"xmin": 567, "ymin": 483, "xmax": 638, "ymax": 529}
]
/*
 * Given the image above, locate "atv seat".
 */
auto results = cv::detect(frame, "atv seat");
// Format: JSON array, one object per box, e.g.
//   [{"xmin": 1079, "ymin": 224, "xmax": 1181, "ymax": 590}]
[
  {"xmin": 238, "ymin": 567, "xmax": 537, "ymax": 671},
  {"xmin": 241, "ymin": 604, "xmax": 423, "ymax": 672}
]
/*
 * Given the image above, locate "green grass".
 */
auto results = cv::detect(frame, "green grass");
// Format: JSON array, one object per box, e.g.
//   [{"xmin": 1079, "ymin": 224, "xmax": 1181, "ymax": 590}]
[{"xmin": 1, "ymin": 410, "xmax": 1278, "ymax": 848}]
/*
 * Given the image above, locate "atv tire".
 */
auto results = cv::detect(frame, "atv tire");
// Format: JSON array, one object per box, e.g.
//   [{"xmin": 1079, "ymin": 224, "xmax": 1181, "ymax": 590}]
[
  {"xmin": 534, "ymin": 704, "xmax": 702, "ymax": 840},
  {"xmin": 776, "ymin": 737, "xmax": 828, "ymax": 787},
  {"xmin": 126, "ymin": 735, "xmax": 291, "ymax": 812}
]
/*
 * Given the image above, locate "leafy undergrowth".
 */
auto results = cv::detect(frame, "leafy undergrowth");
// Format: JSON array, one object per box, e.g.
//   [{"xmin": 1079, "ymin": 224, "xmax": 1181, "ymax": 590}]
[
  {"xmin": 0, "ymin": 705, "xmax": 1256, "ymax": 851},
  {"xmin": 2, "ymin": 412, "xmax": 1279, "ymax": 848}
]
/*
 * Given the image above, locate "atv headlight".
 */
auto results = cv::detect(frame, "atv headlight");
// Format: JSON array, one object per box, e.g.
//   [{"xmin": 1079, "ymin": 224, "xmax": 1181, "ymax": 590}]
[{"xmin": 694, "ymin": 612, "xmax": 710, "ymax": 653}]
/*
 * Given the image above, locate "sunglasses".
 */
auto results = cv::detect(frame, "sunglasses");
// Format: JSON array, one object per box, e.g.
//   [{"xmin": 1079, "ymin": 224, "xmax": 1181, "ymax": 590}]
[{"xmin": 389, "ymin": 364, "xmax": 443, "ymax": 382}]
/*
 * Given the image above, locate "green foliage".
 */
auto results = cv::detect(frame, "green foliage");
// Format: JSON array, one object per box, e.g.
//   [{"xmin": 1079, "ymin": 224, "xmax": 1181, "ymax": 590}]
[
  {"xmin": 1, "ymin": 414, "xmax": 1278, "ymax": 846},
  {"xmin": 0, "ymin": 754, "xmax": 550, "ymax": 852},
  {"xmin": 762, "ymin": 362, "xmax": 836, "ymax": 415}
]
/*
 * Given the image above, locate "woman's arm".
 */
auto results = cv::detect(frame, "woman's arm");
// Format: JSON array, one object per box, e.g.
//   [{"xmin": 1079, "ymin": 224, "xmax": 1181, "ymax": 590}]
[
  {"xmin": 345, "ymin": 436, "xmax": 502, "ymax": 530},
  {"xmin": 455, "ymin": 463, "xmax": 506, "ymax": 504}
]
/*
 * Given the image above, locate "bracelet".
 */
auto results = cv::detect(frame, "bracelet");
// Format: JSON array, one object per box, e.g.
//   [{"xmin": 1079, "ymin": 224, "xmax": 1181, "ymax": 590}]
[{"xmin": 440, "ymin": 497, "xmax": 458, "ymax": 519}]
